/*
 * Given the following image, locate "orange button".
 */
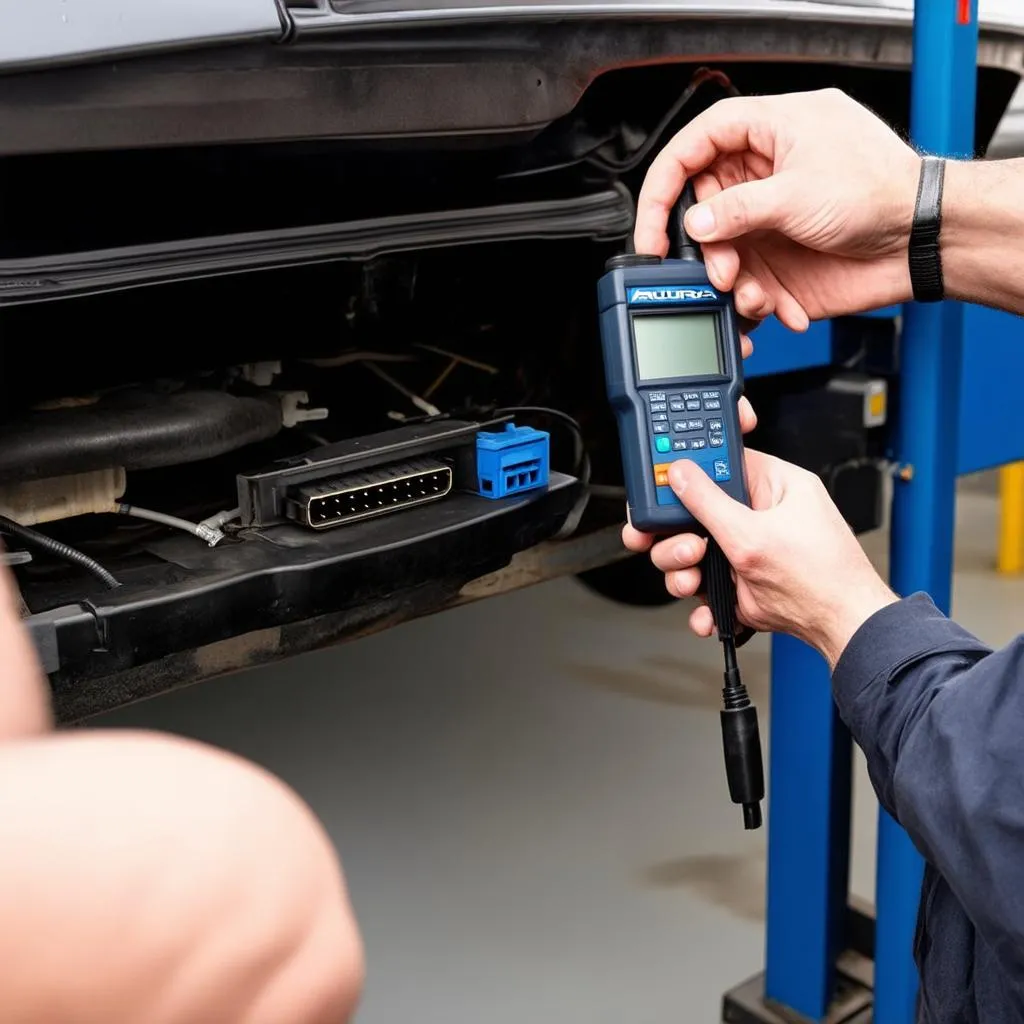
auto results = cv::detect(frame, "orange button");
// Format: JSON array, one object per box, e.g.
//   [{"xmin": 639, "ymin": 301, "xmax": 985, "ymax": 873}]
[{"xmin": 654, "ymin": 463, "xmax": 671, "ymax": 487}]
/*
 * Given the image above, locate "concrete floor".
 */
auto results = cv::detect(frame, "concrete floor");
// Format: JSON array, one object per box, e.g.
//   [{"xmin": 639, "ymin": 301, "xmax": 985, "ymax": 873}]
[{"xmin": 94, "ymin": 483, "xmax": 1024, "ymax": 1023}]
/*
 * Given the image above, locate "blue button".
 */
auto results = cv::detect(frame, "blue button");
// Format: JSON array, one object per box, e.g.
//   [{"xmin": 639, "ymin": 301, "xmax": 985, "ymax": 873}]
[
  {"xmin": 714, "ymin": 460, "xmax": 730, "ymax": 481},
  {"xmin": 655, "ymin": 436, "xmax": 671, "ymax": 453}
]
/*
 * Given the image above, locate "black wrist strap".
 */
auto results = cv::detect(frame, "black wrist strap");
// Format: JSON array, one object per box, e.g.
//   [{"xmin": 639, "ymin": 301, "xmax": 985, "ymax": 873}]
[{"xmin": 909, "ymin": 156, "xmax": 946, "ymax": 303}]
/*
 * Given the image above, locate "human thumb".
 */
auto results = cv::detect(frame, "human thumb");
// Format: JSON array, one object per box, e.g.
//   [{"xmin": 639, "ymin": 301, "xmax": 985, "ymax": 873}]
[
  {"xmin": 667, "ymin": 459, "xmax": 750, "ymax": 553},
  {"xmin": 684, "ymin": 174, "xmax": 794, "ymax": 244}
]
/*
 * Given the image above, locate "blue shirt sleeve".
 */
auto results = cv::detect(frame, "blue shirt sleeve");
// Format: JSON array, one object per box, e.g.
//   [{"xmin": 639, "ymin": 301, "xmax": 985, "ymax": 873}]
[{"xmin": 833, "ymin": 593, "xmax": 1024, "ymax": 978}]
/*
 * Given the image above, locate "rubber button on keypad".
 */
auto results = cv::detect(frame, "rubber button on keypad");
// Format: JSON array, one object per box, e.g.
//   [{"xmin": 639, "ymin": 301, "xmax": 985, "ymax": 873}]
[
  {"xmin": 704, "ymin": 399, "xmax": 722, "ymax": 411},
  {"xmin": 669, "ymin": 400, "xmax": 685, "ymax": 413},
  {"xmin": 650, "ymin": 402, "xmax": 667, "ymax": 413},
  {"xmin": 690, "ymin": 438, "xmax": 707, "ymax": 450},
  {"xmin": 653, "ymin": 422, "xmax": 669, "ymax": 433},
  {"xmin": 649, "ymin": 392, "xmax": 667, "ymax": 403},
  {"xmin": 672, "ymin": 439, "xmax": 688, "ymax": 451},
  {"xmin": 655, "ymin": 436, "xmax": 671, "ymax": 453},
  {"xmin": 685, "ymin": 400, "xmax": 702, "ymax": 411},
  {"xmin": 708, "ymin": 419, "xmax": 723, "ymax": 432},
  {"xmin": 651, "ymin": 412, "xmax": 668, "ymax": 422},
  {"xmin": 710, "ymin": 434, "xmax": 724, "ymax": 447}
]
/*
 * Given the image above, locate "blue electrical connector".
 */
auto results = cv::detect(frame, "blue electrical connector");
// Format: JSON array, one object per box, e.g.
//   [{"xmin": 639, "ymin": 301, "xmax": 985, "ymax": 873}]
[{"xmin": 475, "ymin": 423, "xmax": 550, "ymax": 499}]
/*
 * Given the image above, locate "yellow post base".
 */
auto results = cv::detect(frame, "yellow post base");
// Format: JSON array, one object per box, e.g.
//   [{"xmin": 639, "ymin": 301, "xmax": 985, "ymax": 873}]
[{"xmin": 998, "ymin": 463, "xmax": 1024, "ymax": 575}]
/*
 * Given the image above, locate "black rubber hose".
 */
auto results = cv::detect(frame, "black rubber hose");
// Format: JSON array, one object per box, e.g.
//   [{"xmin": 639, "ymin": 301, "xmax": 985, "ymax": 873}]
[
  {"xmin": 0, "ymin": 391, "xmax": 284, "ymax": 485},
  {"xmin": 0, "ymin": 514, "xmax": 121, "ymax": 590}
]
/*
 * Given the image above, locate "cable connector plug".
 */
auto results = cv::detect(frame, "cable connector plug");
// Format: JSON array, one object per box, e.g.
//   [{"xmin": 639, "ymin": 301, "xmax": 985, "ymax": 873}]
[
  {"xmin": 703, "ymin": 538, "xmax": 765, "ymax": 830},
  {"xmin": 671, "ymin": 180, "xmax": 704, "ymax": 264}
]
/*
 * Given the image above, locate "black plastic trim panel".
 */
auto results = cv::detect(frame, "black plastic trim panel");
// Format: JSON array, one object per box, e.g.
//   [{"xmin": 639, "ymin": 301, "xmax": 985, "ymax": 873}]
[
  {"xmin": 0, "ymin": 188, "xmax": 632, "ymax": 306},
  {"xmin": 26, "ymin": 471, "xmax": 581, "ymax": 718}
]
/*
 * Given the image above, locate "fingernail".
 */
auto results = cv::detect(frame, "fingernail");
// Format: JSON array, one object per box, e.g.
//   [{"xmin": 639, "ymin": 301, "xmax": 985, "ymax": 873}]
[
  {"xmin": 674, "ymin": 542, "xmax": 693, "ymax": 563},
  {"xmin": 686, "ymin": 204, "xmax": 716, "ymax": 238}
]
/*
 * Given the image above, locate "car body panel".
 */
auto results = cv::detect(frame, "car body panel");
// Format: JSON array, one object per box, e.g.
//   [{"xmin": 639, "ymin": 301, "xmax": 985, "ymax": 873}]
[
  {"xmin": 3, "ymin": 0, "xmax": 1023, "ymax": 76},
  {"xmin": 289, "ymin": 0, "xmax": 1022, "ymax": 33},
  {"xmin": 0, "ymin": 15, "xmax": 1021, "ymax": 157},
  {"xmin": 991, "ymin": 84, "xmax": 1024, "ymax": 155},
  {"xmin": 0, "ymin": 0, "xmax": 285, "ymax": 73}
]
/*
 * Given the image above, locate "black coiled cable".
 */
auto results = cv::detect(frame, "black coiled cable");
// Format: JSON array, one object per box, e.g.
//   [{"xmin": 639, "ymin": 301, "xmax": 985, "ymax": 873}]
[{"xmin": 0, "ymin": 514, "xmax": 121, "ymax": 590}]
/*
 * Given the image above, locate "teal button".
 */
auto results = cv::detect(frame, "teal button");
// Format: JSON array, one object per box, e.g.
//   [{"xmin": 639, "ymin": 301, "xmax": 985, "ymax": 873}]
[{"xmin": 655, "ymin": 436, "xmax": 671, "ymax": 453}]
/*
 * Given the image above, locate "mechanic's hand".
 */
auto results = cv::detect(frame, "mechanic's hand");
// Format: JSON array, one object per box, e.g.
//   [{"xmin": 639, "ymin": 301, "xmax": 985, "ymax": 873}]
[
  {"xmin": 623, "ymin": 451, "xmax": 897, "ymax": 668},
  {"xmin": 634, "ymin": 88, "xmax": 920, "ymax": 331}
]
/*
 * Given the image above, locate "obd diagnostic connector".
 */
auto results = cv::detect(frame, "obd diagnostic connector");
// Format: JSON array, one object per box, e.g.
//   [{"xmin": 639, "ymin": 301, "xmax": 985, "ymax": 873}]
[
  {"xmin": 236, "ymin": 420, "xmax": 483, "ymax": 530},
  {"xmin": 236, "ymin": 418, "xmax": 553, "ymax": 531}
]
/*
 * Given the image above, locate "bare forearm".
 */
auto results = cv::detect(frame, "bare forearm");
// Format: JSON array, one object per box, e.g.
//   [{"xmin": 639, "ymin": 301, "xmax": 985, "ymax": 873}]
[
  {"xmin": 0, "ymin": 732, "xmax": 363, "ymax": 1024},
  {"xmin": 942, "ymin": 158, "xmax": 1024, "ymax": 316},
  {"xmin": 798, "ymin": 566, "xmax": 898, "ymax": 672},
  {"xmin": 0, "ymin": 565, "xmax": 52, "ymax": 737}
]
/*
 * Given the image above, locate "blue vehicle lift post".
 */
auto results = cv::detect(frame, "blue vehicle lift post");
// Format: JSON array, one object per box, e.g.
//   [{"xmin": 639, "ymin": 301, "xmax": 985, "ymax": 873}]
[
  {"xmin": 877, "ymin": 3, "xmax": 978, "ymax": 1022},
  {"xmin": 727, "ymin": 3, "xmax": 982, "ymax": 1022}
]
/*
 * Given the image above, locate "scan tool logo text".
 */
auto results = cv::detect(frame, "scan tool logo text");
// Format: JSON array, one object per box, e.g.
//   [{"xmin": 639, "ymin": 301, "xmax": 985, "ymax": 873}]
[{"xmin": 627, "ymin": 287, "xmax": 719, "ymax": 304}]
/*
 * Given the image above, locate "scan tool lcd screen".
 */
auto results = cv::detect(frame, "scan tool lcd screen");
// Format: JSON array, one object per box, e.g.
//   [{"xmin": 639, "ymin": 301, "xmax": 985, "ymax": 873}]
[{"xmin": 632, "ymin": 313, "xmax": 722, "ymax": 381}]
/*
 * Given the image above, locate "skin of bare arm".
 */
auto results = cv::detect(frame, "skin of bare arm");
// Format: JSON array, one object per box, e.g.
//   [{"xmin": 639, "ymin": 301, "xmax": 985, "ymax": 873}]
[
  {"xmin": 0, "ymin": 558, "xmax": 52, "ymax": 738},
  {"xmin": 0, "ymin": 563, "xmax": 365, "ymax": 1023},
  {"xmin": 941, "ymin": 158, "xmax": 1024, "ymax": 316}
]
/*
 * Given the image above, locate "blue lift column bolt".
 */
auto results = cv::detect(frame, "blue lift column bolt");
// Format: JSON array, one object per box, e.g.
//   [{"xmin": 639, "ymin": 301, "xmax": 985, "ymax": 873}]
[{"xmin": 877, "ymin": 3, "xmax": 979, "ymax": 1023}]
